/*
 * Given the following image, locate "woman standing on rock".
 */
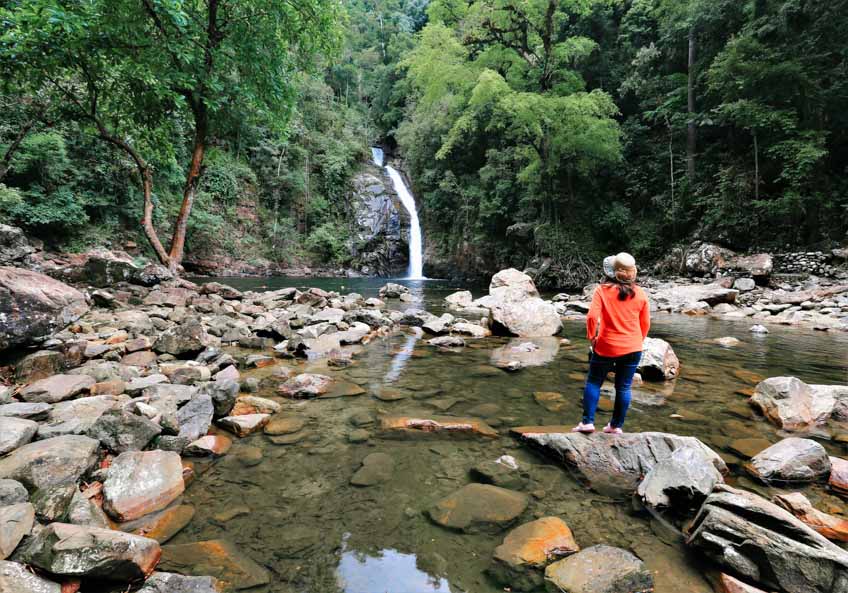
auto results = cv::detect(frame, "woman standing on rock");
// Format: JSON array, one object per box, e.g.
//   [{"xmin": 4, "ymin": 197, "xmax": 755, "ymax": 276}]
[{"xmin": 573, "ymin": 252, "xmax": 650, "ymax": 435}]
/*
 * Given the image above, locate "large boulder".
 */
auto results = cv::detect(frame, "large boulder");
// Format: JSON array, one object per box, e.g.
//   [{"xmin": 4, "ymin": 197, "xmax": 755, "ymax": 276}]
[
  {"xmin": 103, "ymin": 450, "xmax": 185, "ymax": 521},
  {"xmin": 0, "ymin": 435, "xmax": 99, "ymax": 491},
  {"xmin": 0, "ymin": 267, "xmax": 89, "ymax": 352},
  {"xmin": 684, "ymin": 242, "xmax": 734, "ymax": 276},
  {"xmin": 490, "ymin": 268, "xmax": 540, "ymax": 298},
  {"xmin": 13, "ymin": 522, "xmax": 161, "ymax": 582},
  {"xmin": 543, "ymin": 545, "xmax": 653, "ymax": 593},
  {"xmin": 154, "ymin": 321, "xmax": 213, "ymax": 357},
  {"xmin": 636, "ymin": 446, "xmax": 724, "ymax": 516},
  {"xmin": 427, "ymin": 483, "xmax": 528, "ymax": 534},
  {"xmin": 489, "ymin": 517, "xmax": 580, "ymax": 591},
  {"xmin": 0, "ymin": 224, "xmax": 35, "ymax": 265},
  {"xmin": 76, "ymin": 250, "xmax": 171, "ymax": 287},
  {"xmin": 748, "ymin": 437, "xmax": 831, "ymax": 483},
  {"xmin": 637, "ymin": 338, "xmax": 680, "ymax": 381},
  {"xmin": 480, "ymin": 270, "xmax": 561, "ymax": 337},
  {"xmin": 721, "ymin": 253, "xmax": 773, "ymax": 280},
  {"xmin": 0, "ymin": 559, "xmax": 61, "ymax": 593},
  {"xmin": 686, "ymin": 484, "xmax": 848, "ymax": 593},
  {"xmin": 512, "ymin": 428, "xmax": 726, "ymax": 497},
  {"xmin": 749, "ymin": 377, "xmax": 835, "ymax": 431}
]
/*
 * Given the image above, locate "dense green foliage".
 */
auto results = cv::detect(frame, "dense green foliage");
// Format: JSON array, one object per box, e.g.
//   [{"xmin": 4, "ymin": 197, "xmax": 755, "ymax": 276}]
[
  {"xmin": 1, "ymin": 1, "xmax": 846, "ymax": 279},
  {"xmin": 354, "ymin": 0, "xmax": 848, "ymax": 282}
]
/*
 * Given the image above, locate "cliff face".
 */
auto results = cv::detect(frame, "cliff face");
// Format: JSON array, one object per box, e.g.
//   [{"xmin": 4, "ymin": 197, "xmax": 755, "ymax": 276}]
[{"xmin": 348, "ymin": 164, "xmax": 409, "ymax": 277}]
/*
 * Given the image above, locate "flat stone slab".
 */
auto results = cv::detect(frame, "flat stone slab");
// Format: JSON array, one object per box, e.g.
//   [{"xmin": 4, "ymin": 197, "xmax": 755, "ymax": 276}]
[
  {"xmin": 379, "ymin": 415, "xmax": 499, "ymax": 439},
  {"xmin": 264, "ymin": 417, "xmax": 305, "ymax": 436},
  {"xmin": 119, "ymin": 504, "xmax": 196, "ymax": 544},
  {"xmin": 218, "ymin": 414, "xmax": 271, "ymax": 437},
  {"xmin": 0, "ymin": 402, "xmax": 51, "ymax": 420},
  {"xmin": 0, "ymin": 434, "xmax": 99, "ymax": 491},
  {"xmin": 159, "ymin": 539, "xmax": 270, "ymax": 590},
  {"xmin": 103, "ymin": 450, "xmax": 185, "ymax": 522},
  {"xmin": 512, "ymin": 428, "xmax": 726, "ymax": 496},
  {"xmin": 18, "ymin": 374, "xmax": 95, "ymax": 404},
  {"xmin": 0, "ymin": 559, "xmax": 61, "ymax": 593},
  {"xmin": 14, "ymin": 522, "xmax": 161, "ymax": 582},
  {"xmin": 0, "ymin": 417, "xmax": 38, "ymax": 455},
  {"xmin": 428, "ymin": 483, "xmax": 528, "ymax": 534}
]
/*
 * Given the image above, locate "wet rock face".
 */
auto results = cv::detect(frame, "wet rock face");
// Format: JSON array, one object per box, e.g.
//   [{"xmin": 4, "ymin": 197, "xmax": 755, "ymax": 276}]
[
  {"xmin": 0, "ymin": 266, "xmax": 89, "ymax": 352},
  {"xmin": 13, "ymin": 522, "xmax": 161, "ymax": 582},
  {"xmin": 513, "ymin": 428, "xmax": 726, "ymax": 497},
  {"xmin": 543, "ymin": 545, "xmax": 653, "ymax": 593},
  {"xmin": 103, "ymin": 450, "xmax": 185, "ymax": 522},
  {"xmin": 747, "ymin": 437, "xmax": 831, "ymax": 483},
  {"xmin": 428, "ymin": 483, "xmax": 529, "ymax": 534},
  {"xmin": 686, "ymin": 484, "xmax": 848, "ymax": 593},
  {"xmin": 0, "ymin": 435, "xmax": 100, "ymax": 491},
  {"xmin": 0, "ymin": 559, "xmax": 61, "ymax": 593},
  {"xmin": 349, "ymin": 170, "xmax": 407, "ymax": 276}
]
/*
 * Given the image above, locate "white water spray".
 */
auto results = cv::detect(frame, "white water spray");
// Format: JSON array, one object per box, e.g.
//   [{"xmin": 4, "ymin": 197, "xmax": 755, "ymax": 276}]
[{"xmin": 371, "ymin": 147, "xmax": 425, "ymax": 279}]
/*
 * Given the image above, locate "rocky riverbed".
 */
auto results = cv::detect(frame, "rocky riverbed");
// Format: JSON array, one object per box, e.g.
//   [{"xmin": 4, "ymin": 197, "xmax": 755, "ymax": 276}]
[{"xmin": 1, "ymin": 244, "xmax": 848, "ymax": 591}]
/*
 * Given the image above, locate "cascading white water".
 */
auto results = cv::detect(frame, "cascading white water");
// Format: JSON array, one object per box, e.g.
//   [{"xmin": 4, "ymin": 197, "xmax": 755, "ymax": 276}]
[{"xmin": 371, "ymin": 147, "xmax": 425, "ymax": 279}]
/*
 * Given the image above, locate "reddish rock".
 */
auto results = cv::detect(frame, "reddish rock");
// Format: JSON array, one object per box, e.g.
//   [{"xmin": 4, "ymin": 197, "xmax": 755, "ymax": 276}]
[
  {"xmin": 119, "ymin": 504, "xmax": 196, "ymax": 544},
  {"xmin": 159, "ymin": 540, "xmax": 269, "ymax": 590},
  {"xmin": 124, "ymin": 336, "xmax": 152, "ymax": 353},
  {"xmin": 230, "ymin": 396, "xmax": 281, "ymax": 416},
  {"xmin": 89, "ymin": 379, "xmax": 126, "ymax": 396},
  {"xmin": 184, "ymin": 435, "xmax": 232, "ymax": 457},
  {"xmin": 264, "ymin": 417, "xmax": 305, "ymax": 436},
  {"xmin": 19, "ymin": 374, "xmax": 94, "ymax": 404},
  {"xmin": 379, "ymin": 415, "xmax": 498, "ymax": 438},
  {"xmin": 103, "ymin": 451, "xmax": 185, "ymax": 522},
  {"xmin": 774, "ymin": 492, "xmax": 848, "ymax": 542},
  {"xmin": 718, "ymin": 573, "xmax": 768, "ymax": 593},
  {"xmin": 428, "ymin": 483, "xmax": 528, "ymax": 534},
  {"xmin": 121, "ymin": 350, "xmax": 158, "ymax": 367}
]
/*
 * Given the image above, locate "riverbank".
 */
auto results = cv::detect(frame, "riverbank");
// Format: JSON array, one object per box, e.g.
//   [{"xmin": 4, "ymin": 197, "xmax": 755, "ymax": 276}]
[{"xmin": 1, "ymin": 264, "xmax": 847, "ymax": 592}]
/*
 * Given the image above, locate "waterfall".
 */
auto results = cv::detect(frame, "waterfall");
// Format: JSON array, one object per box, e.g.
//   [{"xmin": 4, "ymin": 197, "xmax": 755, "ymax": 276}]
[{"xmin": 371, "ymin": 147, "xmax": 425, "ymax": 279}]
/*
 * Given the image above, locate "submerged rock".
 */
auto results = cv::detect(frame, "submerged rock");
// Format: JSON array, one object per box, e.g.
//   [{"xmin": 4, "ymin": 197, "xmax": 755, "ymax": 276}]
[
  {"xmin": 379, "ymin": 415, "xmax": 499, "ymax": 439},
  {"xmin": 489, "ymin": 517, "xmax": 579, "ymax": 591},
  {"xmin": 543, "ymin": 545, "xmax": 653, "ymax": 593},
  {"xmin": 512, "ymin": 428, "xmax": 726, "ymax": 496},
  {"xmin": 103, "ymin": 450, "xmax": 185, "ymax": 522},
  {"xmin": 686, "ymin": 484, "xmax": 848, "ymax": 593},
  {"xmin": 159, "ymin": 539, "xmax": 270, "ymax": 590},
  {"xmin": 428, "ymin": 483, "xmax": 528, "ymax": 534},
  {"xmin": 748, "ymin": 437, "xmax": 831, "ymax": 483},
  {"xmin": 350, "ymin": 452, "xmax": 394, "ymax": 486},
  {"xmin": 137, "ymin": 571, "xmax": 222, "ymax": 593},
  {"xmin": 14, "ymin": 522, "xmax": 161, "ymax": 582}
]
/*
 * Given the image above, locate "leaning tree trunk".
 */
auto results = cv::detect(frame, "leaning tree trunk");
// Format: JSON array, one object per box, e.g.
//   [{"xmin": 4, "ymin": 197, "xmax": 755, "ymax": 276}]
[
  {"xmin": 686, "ymin": 27, "xmax": 696, "ymax": 182},
  {"xmin": 167, "ymin": 107, "xmax": 208, "ymax": 273},
  {"xmin": 0, "ymin": 118, "xmax": 37, "ymax": 182}
]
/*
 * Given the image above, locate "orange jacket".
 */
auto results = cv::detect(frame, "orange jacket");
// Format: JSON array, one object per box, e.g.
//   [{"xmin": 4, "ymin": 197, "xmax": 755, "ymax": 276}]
[{"xmin": 586, "ymin": 283, "xmax": 650, "ymax": 357}]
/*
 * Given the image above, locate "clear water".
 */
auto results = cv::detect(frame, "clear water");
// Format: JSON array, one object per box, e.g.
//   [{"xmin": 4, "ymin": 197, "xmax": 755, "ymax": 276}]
[
  {"xmin": 370, "ymin": 147, "xmax": 426, "ymax": 279},
  {"xmin": 176, "ymin": 277, "xmax": 848, "ymax": 593}
]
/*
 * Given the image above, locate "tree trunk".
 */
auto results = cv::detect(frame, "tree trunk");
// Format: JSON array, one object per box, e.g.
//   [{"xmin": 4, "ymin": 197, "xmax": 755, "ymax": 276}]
[
  {"xmin": 0, "ymin": 118, "xmax": 37, "ymax": 182},
  {"xmin": 167, "ymin": 108, "xmax": 208, "ymax": 272},
  {"xmin": 686, "ymin": 27, "xmax": 696, "ymax": 182}
]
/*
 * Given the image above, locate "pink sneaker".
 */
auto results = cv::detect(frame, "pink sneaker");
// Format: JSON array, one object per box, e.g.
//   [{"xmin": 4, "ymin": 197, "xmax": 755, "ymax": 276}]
[
  {"xmin": 572, "ymin": 422, "xmax": 595, "ymax": 434},
  {"xmin": 603, "ymin": 424, "xmax": 623, "ymax": 434}
]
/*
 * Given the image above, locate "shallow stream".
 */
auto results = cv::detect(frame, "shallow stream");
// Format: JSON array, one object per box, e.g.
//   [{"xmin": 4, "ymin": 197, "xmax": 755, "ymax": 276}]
[{"xmin": 175, "ymin": 277, "xmax": 848, "ymax": 593}]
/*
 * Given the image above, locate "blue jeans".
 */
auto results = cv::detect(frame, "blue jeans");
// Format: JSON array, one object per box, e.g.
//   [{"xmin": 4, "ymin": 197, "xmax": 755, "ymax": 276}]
[{"xmin": 582, "ymin": 351, "xmax": 642, "ymax": 428}]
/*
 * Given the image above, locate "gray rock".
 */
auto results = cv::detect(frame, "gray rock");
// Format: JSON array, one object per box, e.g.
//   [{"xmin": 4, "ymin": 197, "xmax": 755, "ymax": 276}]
[
  {"xmin": 0, "ymin": 402, "xmax": 51, "ymax": 420},
  {"xmin": 0, "ymin": 435, "xmax": 99, "ymax": 491},
  {"xmin": 687, "ymin": 484, "xmax": 848, "ymax": 593},
  {"xmin": 748, "ymin": 437, "xmax": 831, "ymax": 483},
  {"xmin": 544, "ymin": 545, "xmax": 653, "ymax": 593},
  {"xmin": 87, "ymin": 408, "xmax": 162, "ymax": 453},
  {"xmin": 103, "ymin": 450, "xmax": 185, "ymax": 522},
  {"xmin": 514, "ymin": 429, "xmax": 726, "ymax": 497},
  {"xmin": 734, "ymin": 277, "xmax": 757, "ymax": 292},
  {"xmin": 13, "ymin": 522, "xmax": 161, "ymax": 582},
  {"xmin": 153, "ymin": 321, "xmax": 213, "ymax": 357},
  {"xmin": 428, "ymin": 335, "xmax": 466, "ymax": 348},
  {"xmin": 14, "ymin": 350, "xmax": 64, "ymax": 383},
  {"xmin": 0, "ymin": 480, "xmax": 28, "ymax": 505},
  {"xmin": 18, "ymin": 374, "xmax": 95, "ymax": 404},
  {"xmin": 0, "ymin": 559, "xmax": 61, "ymax": 593},
  {"xmin": 0, "ymin": 503, "xmax": 34, "ymax": 559},
  {"xmin": 638, "ymin": 337, "xmax": 680, "ymax": 380},
  {"xmin": 176, "ymin": 393, "xmax": 214, "ymax": 442},
  {"xmin": 470, "ymin": 458, "xmax": 528, "ymax": 490},
  {"xmin": 199, "ymin": 379, "xmax": 239, "ymax": 417},
  {"xmin": 66, "ymin": 488, "xmax": 110, "ymax": 528},
  {"xmin": 0, "ymin": 417, "xmax": 38, "ymax": 455},
  {"xmin": 124, "ymin": 374, "xmax": 170, "ymax": 396},
  {"xmin": 137, "ymin": 572, "xmax": 222, "ymax": 593},
  {"xmin": 31, "ymin": 483, "xmax": 76, "ymax": 522},
  {"xmin": 637, "ymin": 446, "xmax": 723, "ymax": 515},
  {"xmin": 0, "ymin": 267, "xmax": 89, "ymax": 353},
  {"xmin": 37, "ymin": 395, "xmax": 125, "ymax": 439},
  {"xmin": 0, "ymin": 224, "xmax": 35, "ymax": 264}
]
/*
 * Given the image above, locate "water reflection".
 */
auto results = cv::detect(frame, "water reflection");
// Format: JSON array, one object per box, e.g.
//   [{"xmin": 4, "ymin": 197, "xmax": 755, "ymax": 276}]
[
  {"xmin": 337, "ymin": 535, "xmax": 454, "ymax": 593},
  {"xmin": 384, "ymin": 332, "xmax": 418, "ymax": 383}
]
